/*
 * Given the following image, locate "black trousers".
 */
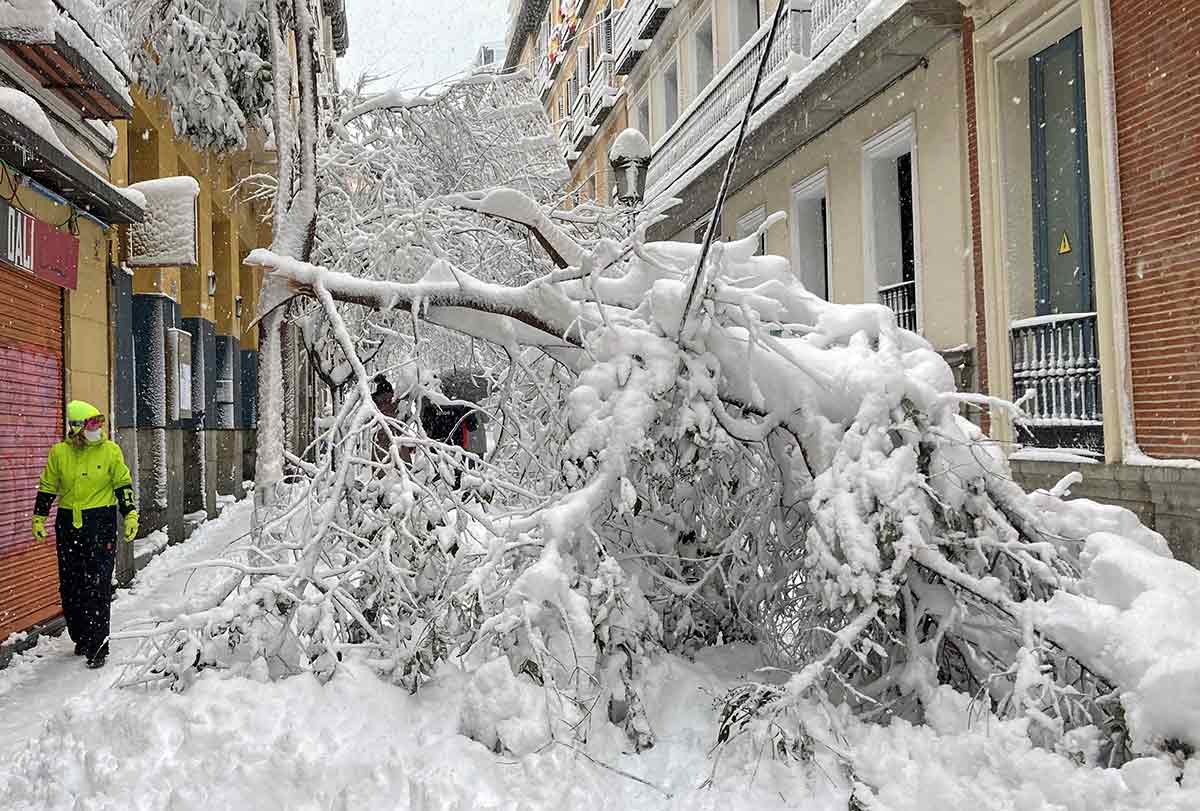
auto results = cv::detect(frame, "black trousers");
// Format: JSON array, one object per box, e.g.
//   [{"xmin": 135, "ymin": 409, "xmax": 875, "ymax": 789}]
[{"xmin": 54, "ymin": 507, "xmax": 117, "ymax": 660}]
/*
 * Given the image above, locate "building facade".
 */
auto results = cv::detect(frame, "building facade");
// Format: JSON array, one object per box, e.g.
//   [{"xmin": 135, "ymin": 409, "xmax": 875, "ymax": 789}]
[
  {"xmin": 0, "ymin": 0, "xmax": 349, "ymax": 644},
  {"xmin": 504, "ymin": 0, "xmax": 628, "ymax": 204},
  {"xmin": 612, "ymin": 0, "xmax": 1200, "ymax": 562},
  {"xmin": 964, "ymin": 0, "xmax": 1200, "ymax": 562},
  {"xmin": 622, "ymin": 0, "xmax": 973, "ymax": 380}
]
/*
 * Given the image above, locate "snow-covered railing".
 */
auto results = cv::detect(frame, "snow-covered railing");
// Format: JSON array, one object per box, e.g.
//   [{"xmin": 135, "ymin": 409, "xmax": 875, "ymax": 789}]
[
  {"xmin": 588, "ymin": 53, "xmax": 617, "ymax": 123},
  {"xmin": 1010, "ymin": 312, "xmax": 1102, "ymax": 427},
  {"xmin": 614, "ymin": 0, "xmax": 675, "ymax": 74},
  {"xmin": 570, "ymin": 87, "xmax": 595, "ymax": 149},
  {"xmin": 534, "ymin": 50, "xmax": 552, "ymax": 102},
  {"xmin": 811, "ymin": 0, "xmax": 870, "ymax": 56},
  {"xmin": 878, "ymin": 279, "xmax": 916, "ymax": 332},
  {"xmin": 644, "ymin": 10, "xmax": 791, "ymax": 198}
]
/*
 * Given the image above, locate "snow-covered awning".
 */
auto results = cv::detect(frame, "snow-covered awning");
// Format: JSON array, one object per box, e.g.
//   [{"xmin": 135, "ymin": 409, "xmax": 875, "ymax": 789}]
[
  {"xmin": 0, "ymin": 86, "xmax": 142, "ymax": 224},
  {"xmin": 0, "ymin": 0, "xmax": 132, "ymax": 119},
  {"xmin": 126, "ymin": 176, "xmax": 200, "ymax": 267}
]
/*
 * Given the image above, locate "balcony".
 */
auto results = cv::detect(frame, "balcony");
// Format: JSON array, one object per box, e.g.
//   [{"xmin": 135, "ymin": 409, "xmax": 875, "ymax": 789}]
[
  {"xmin": 812, "ymin": 0, "xmax": 871, "ymax": 56},
  {"xmin": 588, "ymin": 54, "xmax": 617, "ymax": 125},
  {"xmin": 614, "ymin": 0, "xmax": 676, "ymax": 75},
  {"xmin": 571, "ymin": 89, "xmax": 595, "ymax": 150},
  {"xmin": 644, "ymin": 9, "xmax": 792, "ymax": 197},
  {"xmin": 879, "ymin": 280, "xmax": 916, "ymax": 332},
  {"xmin": 644, "ymin": 0, "xmax": 962, "ymax": 240},
  {"xmin": 535, "ymin": 52, "xmax": 552, "ymax": 102},
  {"xmin": 556, "ymin": 117, "xmax": 579, "ymax": 165},
  {"xmin": 1010, "ymin": 312, "xmax": 1103, "ymax": 451}
]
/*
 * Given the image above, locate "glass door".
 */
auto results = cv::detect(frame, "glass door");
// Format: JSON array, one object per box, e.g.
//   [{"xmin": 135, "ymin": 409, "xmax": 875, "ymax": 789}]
[{"xmin": 1030, "ymin": 29, "xmax": 1094, "ymax": 316}]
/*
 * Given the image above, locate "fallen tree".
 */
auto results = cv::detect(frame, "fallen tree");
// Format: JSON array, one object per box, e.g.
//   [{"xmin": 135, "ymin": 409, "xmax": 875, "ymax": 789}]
[{"xmin": 115, "ymin": 71, "xmax": 1198, "ymax": 783}]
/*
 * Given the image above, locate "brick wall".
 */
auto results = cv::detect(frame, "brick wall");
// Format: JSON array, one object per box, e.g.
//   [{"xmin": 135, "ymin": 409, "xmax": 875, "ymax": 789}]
[
  {"xmin": 962, "ymin": 18, "xmax": 989, "ymax": 416},
  {"xmin": 1111, "ymin": 0, "xmax": 1200, "ymax": 457}
]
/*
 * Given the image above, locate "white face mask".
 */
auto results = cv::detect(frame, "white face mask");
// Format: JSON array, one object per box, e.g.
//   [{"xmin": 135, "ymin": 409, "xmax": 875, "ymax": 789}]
[{"xmin": 84, "ymin": 428, "xmax": 103, "ymax": 443}]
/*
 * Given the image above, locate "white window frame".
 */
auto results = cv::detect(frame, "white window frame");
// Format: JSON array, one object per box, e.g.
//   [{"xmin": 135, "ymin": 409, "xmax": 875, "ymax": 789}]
[
  {"xmin": 730, "ymin": 0, "xmax": 762, "ymax": 54},
  {"xmin": 633, "ymin": 87, "xmax": 652, "ymax": 142},
  {"xmin": 861, "ymin": 115, "xmax": 920, "ymax": 327},
  {"xmin": 790, "ymin": 168, "xmax": 832, "ymax": 300},
  {"xmin": 657, "ymin": 51, "xmax": 681, "ymax": 140},
  {"xmin": 736, "ymin": 205, "xmax": 767, "ymax": 255},
  {"xmin": 689, "ymin": 7, "xmax": 717, "ymax": 100}
]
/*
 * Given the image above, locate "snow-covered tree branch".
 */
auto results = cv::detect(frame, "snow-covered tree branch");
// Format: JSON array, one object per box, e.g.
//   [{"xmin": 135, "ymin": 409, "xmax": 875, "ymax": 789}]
[{"xmin": 113, "ymin": 70, "xmax": 1198, "ymax": 779}]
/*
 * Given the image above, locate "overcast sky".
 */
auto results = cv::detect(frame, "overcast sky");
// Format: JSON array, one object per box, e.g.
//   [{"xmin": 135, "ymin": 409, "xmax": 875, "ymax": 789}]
[{"xmin": 339, "ymin": 0, "xmax": 510, "ymax": 91}]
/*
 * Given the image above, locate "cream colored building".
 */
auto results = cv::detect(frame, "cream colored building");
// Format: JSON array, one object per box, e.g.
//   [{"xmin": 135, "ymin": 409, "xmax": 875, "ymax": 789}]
[
  {"xmin": 619, "ymin": 0, "xmax": 973, "ymax": 370},
  {"xmin": 503, "ymin": 0, "xmax": 628, "ymax": 203}
]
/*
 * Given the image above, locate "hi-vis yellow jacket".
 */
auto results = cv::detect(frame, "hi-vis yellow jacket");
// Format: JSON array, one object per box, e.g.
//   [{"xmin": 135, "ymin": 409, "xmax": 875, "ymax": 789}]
[{"xmin": 37, "ymin": 436, "xmax": 134, "ymax": 529}]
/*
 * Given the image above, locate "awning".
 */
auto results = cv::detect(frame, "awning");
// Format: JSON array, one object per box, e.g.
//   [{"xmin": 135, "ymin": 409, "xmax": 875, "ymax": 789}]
[{"xmin": 0, "ymin": 104, "xmax": 143, "ymax": 225}]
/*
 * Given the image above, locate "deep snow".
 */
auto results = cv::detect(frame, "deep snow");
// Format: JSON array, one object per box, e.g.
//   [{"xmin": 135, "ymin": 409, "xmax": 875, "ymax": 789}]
[{"xmin": 2, "ymin": 499, "xmax": 1200, "ymax": 810}]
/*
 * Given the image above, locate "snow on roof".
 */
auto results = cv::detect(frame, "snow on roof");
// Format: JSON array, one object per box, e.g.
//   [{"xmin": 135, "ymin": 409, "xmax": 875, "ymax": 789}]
[
  {"xmin": 53, "ymin": 9, "xmax": 132, "ymax": 107},
  {"xmin": 0, "ymin": 0, "xmax": 132, "ymax": 107},
  {"xmin": 0, "ymin": 85, "xmax": 143, "ymax": 210},
  {"xmin": 0, "ymin": 85, "xmax": 73, "ymax": 153},
  {"xmin": 127, "ymin": 177, "xmax": 201, "ymax": 267},
  {"xmin": 0, "ymin": 0, "xmax": 56, "ymax": 41},
  {"xmin": 57, "ymin": 0, "xmax": 131, "ymax": 80}
]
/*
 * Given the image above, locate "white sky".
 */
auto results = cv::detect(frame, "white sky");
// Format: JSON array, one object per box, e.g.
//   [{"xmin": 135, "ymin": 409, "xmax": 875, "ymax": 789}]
[{"xmin": 339, "ymin": 0, "xmax": 510, "ymax": 91}]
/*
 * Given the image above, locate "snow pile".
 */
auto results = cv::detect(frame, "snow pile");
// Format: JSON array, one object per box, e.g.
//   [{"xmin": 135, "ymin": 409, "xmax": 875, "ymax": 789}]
[
  {"xmin": 1032, "ymin": 530, "xmax": 1200, "ymax": 754},
  {"xmin": 849, "ymin": 687, "xmax": 1200, "ymax": 810},
  {"xmin": 127, "ymin": 176, "xmax": 201, "ymax": 266},
  {"xmin": 5, "ymin": 645, "xmax": 1200, "ymax": 809}
]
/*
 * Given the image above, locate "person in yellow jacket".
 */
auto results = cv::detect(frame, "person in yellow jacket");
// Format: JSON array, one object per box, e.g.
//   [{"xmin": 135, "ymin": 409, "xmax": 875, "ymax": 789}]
[{"xmin": 31, "ymin": 400, "xmax": 138, "ymax": 669}]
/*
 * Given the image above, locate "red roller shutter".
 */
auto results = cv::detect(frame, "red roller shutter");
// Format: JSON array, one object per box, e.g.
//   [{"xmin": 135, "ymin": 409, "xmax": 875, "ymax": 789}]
[{"xmin": 0, "ymin": 264, "xmax": 64, "ymax": 640}]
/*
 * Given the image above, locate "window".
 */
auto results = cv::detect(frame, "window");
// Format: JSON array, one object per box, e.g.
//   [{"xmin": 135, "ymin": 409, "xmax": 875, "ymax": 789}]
[
  {"xmin": 635, "ymin": 92, "xmax": 651, "ymax": 139},
  {"xmin": 736, "ymin": 206, "xmax": 767, "ymax": 256},
  {"xmin": 863, "ymin": 117, "xmax": 918, "ymax": 330},
  {"xmin": 659, "ymin": 58, "xmax": 679, "ymax": 134},
  {"xmin": 579, "ymin": 47, "xmax": 591, "ymax": 85},
  {"xmin": 1030, "ymin": 30, "xmax": 1093, "ymax": 316},
  {"xmin": 693, "ymin": 217, "xmax": 711, "ymax": 244},
  {"xmin": 732, "ymin": 0, "xmax": 761, "ymax": 51},
  {"xmin": 791, "ymin": 169, "xmax": 831, "ymax": 300},
  {"xmin": 692, "ymin": 15, "xmax": 715, "ymax": 94}
]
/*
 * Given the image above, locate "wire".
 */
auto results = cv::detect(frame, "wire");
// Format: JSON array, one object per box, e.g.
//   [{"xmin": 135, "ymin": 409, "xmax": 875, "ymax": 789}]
[{"xmin": 676, "ymin": 0, "xmax": 787, "ymax": 342}]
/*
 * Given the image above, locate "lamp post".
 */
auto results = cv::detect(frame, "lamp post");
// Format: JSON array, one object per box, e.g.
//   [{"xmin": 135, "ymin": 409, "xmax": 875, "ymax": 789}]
[{"xmin": 608, "ymin": 128, "xmax": 651, "ymax": 208}]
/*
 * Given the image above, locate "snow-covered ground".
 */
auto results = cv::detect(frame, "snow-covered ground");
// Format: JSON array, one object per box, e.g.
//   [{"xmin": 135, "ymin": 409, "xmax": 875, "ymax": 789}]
[{"xmin": 2, "ymin": 498, "xmax": 1200, "ymax": 810}]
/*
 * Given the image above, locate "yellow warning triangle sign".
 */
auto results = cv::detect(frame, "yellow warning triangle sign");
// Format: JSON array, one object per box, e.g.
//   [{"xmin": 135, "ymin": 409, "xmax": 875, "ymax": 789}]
[{"xmin": 1058, "ymin": 231, "xmax": 1072, "ymax": 255}]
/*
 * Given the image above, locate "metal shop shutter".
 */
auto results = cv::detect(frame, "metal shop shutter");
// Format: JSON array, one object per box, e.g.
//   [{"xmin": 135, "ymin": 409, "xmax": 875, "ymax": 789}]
[{"xmin": 0, "ymin": 264, "xmax": 64, "ymax": 640}]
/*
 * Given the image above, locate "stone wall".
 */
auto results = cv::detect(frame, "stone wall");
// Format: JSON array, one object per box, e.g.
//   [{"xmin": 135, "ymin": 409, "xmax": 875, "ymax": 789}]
[{"xmin": 1012, "ymin": 459, "xmax": 1200, "ymax": 566}]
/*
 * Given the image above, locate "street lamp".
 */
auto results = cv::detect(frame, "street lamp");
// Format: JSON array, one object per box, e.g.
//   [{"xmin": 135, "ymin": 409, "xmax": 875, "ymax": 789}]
[
  {"xmin": 608, "ymin": 128, "xmax": 651, "ymax": 207},
  {"xmin": 235, "ymin": 295, "xmax": 243, "ymax": 319},
  {"xmin": 207, "ymin": 270, "xmax": 217, "ymax": 296}
]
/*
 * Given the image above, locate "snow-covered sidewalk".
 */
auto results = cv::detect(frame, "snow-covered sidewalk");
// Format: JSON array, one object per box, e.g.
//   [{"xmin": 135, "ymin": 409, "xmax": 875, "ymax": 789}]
[
  {"xmin": 3, "ymin": 498, "xmax": 1200, "ymax": 810},
  {"xmin": 0, "ymin": 499, "xmax": 254, "ymax": 760}
]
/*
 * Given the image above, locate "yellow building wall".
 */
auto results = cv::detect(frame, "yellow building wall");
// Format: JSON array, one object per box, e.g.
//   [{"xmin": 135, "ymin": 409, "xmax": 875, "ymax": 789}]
[{"xmin": 64, "ymin": 216, "xmax": 111, "ymax": 412}]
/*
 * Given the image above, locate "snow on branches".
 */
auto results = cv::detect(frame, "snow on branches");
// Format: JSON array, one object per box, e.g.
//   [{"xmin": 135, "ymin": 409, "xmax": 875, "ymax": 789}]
[
  {"xmin": 123, "ymin": 0, "xmax": 273, "ymax": 151},
  {"xmin": 115, "ymin": 73, "xmax": 1200, "ymax": 778}
]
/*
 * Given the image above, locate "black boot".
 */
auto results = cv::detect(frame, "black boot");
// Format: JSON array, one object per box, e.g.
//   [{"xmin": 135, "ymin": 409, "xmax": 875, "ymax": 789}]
[
  {"xmin": 74, "ymin": 642, "xmax": 84, "ymax": 656},
  {"xmin": 86, "ymin": 652, "xmax": 107, "ymax": 669}
]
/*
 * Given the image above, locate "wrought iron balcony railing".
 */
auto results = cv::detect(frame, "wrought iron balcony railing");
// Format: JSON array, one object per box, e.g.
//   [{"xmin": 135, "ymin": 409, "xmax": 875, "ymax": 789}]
[
  {"xmin": 1010, "ymin": 312, "xmax": 1102, "ymax": 427},
  {"xmin": 879, "ymin": 280, "xmax": 917, "ymax": 332}
]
